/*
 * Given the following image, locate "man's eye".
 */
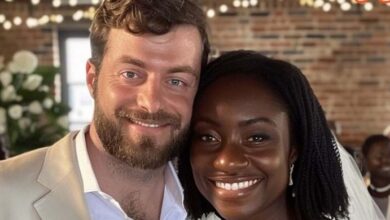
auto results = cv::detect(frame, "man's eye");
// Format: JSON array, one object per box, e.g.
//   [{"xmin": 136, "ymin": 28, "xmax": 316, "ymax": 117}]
[
  {"xmin": 121, "ymin": 71, "xmax": 138, "ymax": 79},
  {"xmin": 200, "ymin": 135, "xmax": 218, "ymax": 142},
  {"xmin": 168, "ymin": 79, "xmax": 185, "ymax": 87}
]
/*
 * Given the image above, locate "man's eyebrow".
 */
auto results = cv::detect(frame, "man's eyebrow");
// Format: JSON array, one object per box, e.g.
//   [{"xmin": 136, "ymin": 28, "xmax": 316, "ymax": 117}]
[
  {"xmin": 167, "ymin": 66, "xmax": 198, "ymax": 79},
  {"xmin": 238, "ymin": 117, "xmax": 277, "ymax": 127},
  {"xmin": 118, "ymin": 55, "xmax": 198, "ymax": 78},
  {"xmin": 118, "ymin": 55, "xmax": 146, "ymax": 68}
]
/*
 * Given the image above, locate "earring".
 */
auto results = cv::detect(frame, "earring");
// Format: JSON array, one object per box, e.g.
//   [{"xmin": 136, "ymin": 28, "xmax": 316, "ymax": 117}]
[{"xmin": 289, "ymin": 163, "xmax": 294, "ymax": 186}]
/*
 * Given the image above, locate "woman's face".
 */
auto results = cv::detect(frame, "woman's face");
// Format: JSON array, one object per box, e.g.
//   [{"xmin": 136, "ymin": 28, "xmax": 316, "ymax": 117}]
[
  {"xmin": 366, "ymin": 140, "xmax": 390, "ymax": 182},
  {"xmin": 190, "ymin": 74, "xmax": 296, "ymax": 220}
]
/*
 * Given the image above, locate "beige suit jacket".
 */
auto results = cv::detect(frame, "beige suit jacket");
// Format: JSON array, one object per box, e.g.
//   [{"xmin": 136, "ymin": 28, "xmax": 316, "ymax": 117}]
[{"xmin": 0, "ymin": 131, "xmax": 91, "ymax": 220}]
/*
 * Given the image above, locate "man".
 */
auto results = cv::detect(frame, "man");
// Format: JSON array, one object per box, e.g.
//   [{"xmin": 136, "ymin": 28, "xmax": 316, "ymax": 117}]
[{"xmin": 0, "ymin": 0, "xmax": 209, "ymax": 219}]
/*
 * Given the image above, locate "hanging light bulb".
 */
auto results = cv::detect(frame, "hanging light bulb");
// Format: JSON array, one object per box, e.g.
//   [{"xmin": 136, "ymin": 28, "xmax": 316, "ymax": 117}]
[
  {"xmin": 0, "ymin": 15, "xmax": 6, "ymax": 23},
  {"xmin": 364, "ymin": 2, "xmax": 373, "ymax": 11},
  {"xmin": 55, "ymin": 15, "xmax": 64, "ymax": 23},
  {"xmin": 337, "ymin": 0, "xmax": 345, "ymax": 4},
  {"xmin": 52, "ymin": 0, "xmax": 61, "ymax": 8},
  {"xmin": 341, "ymin": 2, "xmax": 351, "ymax": 10},
  {"xmin": 3, "ymin": 21, "xmax": 12, "ymax": 30},
  {"xmin": 91, "ymin": 0, "xmax": 100, "ymax": 5},
  {"xmin": 242, "ymin": 0, "xmax": 250, "ymax": 7},
  {"xmin": 38, "ymin": 15, "xmax": 49, "ymax": 25},
  {"xmin": 233, "ymin": 0, "xmax": 241, "ymax": 8},
  {"xmin": 31, "ymin": 0, "xmax": 40, "ymax": 5},
  {"xmin": 69, "ymin": 0, "xmax": 78, "ymax": 7},
  {"xmin": 73, "ymin": 10, "xmax": 84, "ymax": 21},
  {"xmin": 13, "ymin": 16, "xmax": 22, "ymax": 26},
  {"xmin": 207, "ymin": 8, "xmax": 216, "ymax": 18},
  {"xmin": 314, "ymin": 0, "xmax": 324, "ymax": 8},
  {"xmin": 219, "ymin": 4, "xmax": 228, "ymax": 13},
  {"xmin": 323, "ymin": 2, "xmax": 332, "ymax": 11},
  {"xmin": 26, "ymin": 17, "xmax": 38, "ymax": 28},
  {"xmin": 250, "ymin": 0, "xmax": 258, "ymax": 6}
]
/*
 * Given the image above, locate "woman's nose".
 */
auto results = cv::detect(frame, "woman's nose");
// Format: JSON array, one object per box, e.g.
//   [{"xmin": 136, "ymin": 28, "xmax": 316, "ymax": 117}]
[{"xmin": 213, "ymin": 142, "xmax": 249, "ymax": 173}]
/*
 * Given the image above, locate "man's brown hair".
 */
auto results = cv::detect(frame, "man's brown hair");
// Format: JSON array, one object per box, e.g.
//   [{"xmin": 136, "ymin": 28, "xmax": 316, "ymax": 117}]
[{"xmin": 90, "ymin": 0, "xmax": 209, "ymax": 72}]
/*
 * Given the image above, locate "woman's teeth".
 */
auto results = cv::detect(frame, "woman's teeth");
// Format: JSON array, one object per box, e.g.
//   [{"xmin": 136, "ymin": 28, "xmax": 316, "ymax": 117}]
[{"xmin": 215, "ymin": 179, "xmax": 259, "ymax": 191}]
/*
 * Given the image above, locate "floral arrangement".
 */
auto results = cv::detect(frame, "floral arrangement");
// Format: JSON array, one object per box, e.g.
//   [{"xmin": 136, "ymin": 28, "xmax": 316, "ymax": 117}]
[{"xmin": 0, "ymin": 50, "xmax": 70, "ymax": 156}]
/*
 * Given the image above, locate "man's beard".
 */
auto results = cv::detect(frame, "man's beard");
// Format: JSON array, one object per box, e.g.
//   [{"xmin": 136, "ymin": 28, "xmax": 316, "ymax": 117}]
[{"xmin": 93, "ymin": 102, "xmax": 189, "ymax": 170}]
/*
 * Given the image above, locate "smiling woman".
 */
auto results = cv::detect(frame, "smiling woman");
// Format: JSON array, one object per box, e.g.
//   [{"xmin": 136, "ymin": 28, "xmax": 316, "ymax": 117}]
[{"xmin": 178, "ymin": 50, "xmax": 384, "ymax": 220}]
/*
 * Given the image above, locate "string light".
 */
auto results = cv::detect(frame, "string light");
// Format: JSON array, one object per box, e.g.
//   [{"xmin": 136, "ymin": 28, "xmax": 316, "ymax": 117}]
[
  {"xmin": 219, "ymin": 4, "xmax": 229, "ymax": 13},
  {"xmin": 91, "ymin": 0, "xmax": 100, "ymax": 5},
  {"xmin": 69, "ymin": 0, "xmax": 78, "ymax": 7},
  {"xmin": 206, "ymin": 8, "xmax": 216, "ymax": 18},
  {"xmin": 250, "ymin": 0, "xmax": 258, "ymax": 6},
  {"xmin": 26, "ymin": 18, "xmax": 38, "ymax": 28},
  {"xmin": 3, "ymin": 21, "xmax": 12, "ymax": 30},
  {"xmin": 13, "ymin": 16, "xmax": 22, "ymax": 26},
  {"xmin": 364, "ymin": 2, "xmax": 373, "ymax": 10},
  {"xmin": 31, "ymin": 0, "xmax": 40, "ymax": 5},
  {"xmin": 233, "ymin": 0, "xmax": 241, "ymax": 7},
  {"xmin": 323, "ymin": 2, "xmax": 332, "ymax": 11},
  {"xmin": 0, "ymin": 15, "xmax": 6, "ymax": 23},
  {"xmin": 52, "ymin": 0, "xmax": 61, "ymax": 8}
]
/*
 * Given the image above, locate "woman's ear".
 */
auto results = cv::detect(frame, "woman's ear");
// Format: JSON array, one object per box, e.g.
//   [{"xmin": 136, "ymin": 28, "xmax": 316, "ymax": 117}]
[{"xmin": 289, "ymin": 145, "xmax": 298, "ymax": 164}]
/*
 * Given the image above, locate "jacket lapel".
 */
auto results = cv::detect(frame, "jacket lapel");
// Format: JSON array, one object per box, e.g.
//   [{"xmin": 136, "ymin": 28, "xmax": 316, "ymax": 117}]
[{"xmin": 33, "ymin": 132, "xmax": 90, "ymax": 220}]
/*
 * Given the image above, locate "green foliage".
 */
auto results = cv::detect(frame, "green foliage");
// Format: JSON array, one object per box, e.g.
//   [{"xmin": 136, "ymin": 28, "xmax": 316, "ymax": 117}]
[{"xmin": 0, "ymin": 60, "xmax": 71, "ymax": 156}]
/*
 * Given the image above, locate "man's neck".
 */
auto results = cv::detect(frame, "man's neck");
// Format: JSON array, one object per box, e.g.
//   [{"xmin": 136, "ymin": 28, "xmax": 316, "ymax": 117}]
[{"xmin": 85, "ymin": 126, "xmax": 166, "ymax": 220}]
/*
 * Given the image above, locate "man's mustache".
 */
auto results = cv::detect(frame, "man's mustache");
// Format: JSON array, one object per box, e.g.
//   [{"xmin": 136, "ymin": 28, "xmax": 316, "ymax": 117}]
[{"xmin": 116, "ymin": 108, "xmax": 181, "ymax": 129}]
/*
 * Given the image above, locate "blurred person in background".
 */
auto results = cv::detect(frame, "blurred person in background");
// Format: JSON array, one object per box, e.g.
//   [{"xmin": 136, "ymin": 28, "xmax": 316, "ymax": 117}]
[{"xmin": 362, "ymin": 134, "xmax": 390, "ymax": 219}]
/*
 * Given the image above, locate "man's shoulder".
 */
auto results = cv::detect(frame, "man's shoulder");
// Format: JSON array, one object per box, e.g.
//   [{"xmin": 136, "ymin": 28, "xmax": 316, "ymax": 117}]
[
  {"xmin": 0, "ymin": 132, "xmax": 77, "ymax": 184},
  {"xmin": 0, "ymin": 147, "xmax": 49, "ymax": 184}
]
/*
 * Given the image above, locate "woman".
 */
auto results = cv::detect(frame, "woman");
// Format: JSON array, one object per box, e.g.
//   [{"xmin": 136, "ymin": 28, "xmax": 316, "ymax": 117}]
[
  {"xmin": 179, "ymin": 50, "xmax": 384, "ymax": 220},
  {"xmin": 362, "ymin": 135, "xmax": 390, "ymax": 219}
]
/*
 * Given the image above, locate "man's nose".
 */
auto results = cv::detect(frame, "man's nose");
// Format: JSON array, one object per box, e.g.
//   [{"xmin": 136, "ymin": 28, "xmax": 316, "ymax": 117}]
[
  {"xmin": 213, "ymin": 141, "xmax": 249, "ymax": 173},
  {"xmin": 136, "ymin": 76, "xmax": 162, "ymax": 113}
]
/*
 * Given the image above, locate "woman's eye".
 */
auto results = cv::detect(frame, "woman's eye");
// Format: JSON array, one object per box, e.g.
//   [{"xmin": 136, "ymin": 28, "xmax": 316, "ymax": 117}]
[
  {"xmin": 247, "ymin": 135, "xmax": 266, "ymax": 143},
  {"xmin": 168, "ymin": 79, "xmax": 185, "ymax": 87},
  {"xmin": 200, "ymin": 135, "xmax": 218, "ymax": 142},
  {"xmin": 121, "ymin": 71, "xmax": 138, "ymax": 79}
]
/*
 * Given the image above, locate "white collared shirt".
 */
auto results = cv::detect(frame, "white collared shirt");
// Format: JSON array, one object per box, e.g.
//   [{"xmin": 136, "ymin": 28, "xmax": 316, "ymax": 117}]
[{"xmin": 75, "ymin": 126, "xmax": 187, "ymax": 220}]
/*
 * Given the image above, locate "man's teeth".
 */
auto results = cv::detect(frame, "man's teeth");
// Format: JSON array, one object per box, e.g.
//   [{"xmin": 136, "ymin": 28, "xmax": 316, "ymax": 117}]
[
  {"xmin": 132, "ymin": 120, "xmax": 160, "ymax": 128},
  {"xmin": 215, "ymin": 179, "xmax": 259, "ymax": 191}
]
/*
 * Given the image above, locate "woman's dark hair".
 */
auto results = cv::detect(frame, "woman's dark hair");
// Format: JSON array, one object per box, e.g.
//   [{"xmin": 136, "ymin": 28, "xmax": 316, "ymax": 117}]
[
  {"xmin": 178, "ymin": 50, "xmax": 349, "ymax": 220},
  {"xmin": 361, "ymin": 134, "xmax": 390, "ymax": 157}
]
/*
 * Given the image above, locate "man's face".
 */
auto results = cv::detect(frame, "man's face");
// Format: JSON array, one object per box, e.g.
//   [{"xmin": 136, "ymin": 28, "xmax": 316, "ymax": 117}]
[{"xmin": 87, "ymin": 25, "xmax": 203, "ymax": 169}]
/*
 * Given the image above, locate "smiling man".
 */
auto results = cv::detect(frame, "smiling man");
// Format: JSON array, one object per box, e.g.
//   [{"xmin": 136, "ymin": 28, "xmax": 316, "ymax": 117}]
[{"xmin": 0, "ymin": 1, "xmax": 209, "ymax": 219}]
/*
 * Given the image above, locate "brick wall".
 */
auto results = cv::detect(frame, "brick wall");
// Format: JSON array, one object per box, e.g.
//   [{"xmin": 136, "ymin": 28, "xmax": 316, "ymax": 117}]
[{"xmin": 1, "ymin": 1, "xmax": 390, "ymax": 147}]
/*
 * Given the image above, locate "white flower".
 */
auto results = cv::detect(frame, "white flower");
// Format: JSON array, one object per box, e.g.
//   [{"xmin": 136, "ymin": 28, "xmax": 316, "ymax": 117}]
[
  {"xmin": 1, "ymin": 85, "xmax": 17, "ymax": 102},
  {"xmin": 57, "ymin": 115, "xmax": 69, "ymax": 128},
  {"xmin": 22, "ymin": 74, "xmax": 43, "ymax": 91},
  {"xmin": 0, "ymin": 71, "xmax": 12, "ymax": 87},
  {"xmin": 8, "ymin": 105, "xmax": 23, "ymax": 119},
  {"xmin": 43, "ymin": 98, "xmax": 54, "ymax": 109},
  {"xmin": 0, "ymin": 56, "xmax": 4, "ymax": 70},
  {"xmin": 18, "ymin": 117, "xmax": 31, "ymax": 130},
  {"xmin": 28, "ymin": 101, "xmax": 43, "ymax": 114},
  {"xmin": 197, "ymin": 213, "xmax": 221, "ymax": 220},
  {"xmin": 0, "ymin": 107, "xmax": 6, "ymax": 125},
  {"xmin": 39, "ymin": 85, "xmax": 50, "ymax": 92},
  {"xmin": 0, "ymin": 124, "xmax": 5, "ymax": 135},
  {"xmin": 8, "ymin": 50, "xmax": 38, "ymax": 74}
]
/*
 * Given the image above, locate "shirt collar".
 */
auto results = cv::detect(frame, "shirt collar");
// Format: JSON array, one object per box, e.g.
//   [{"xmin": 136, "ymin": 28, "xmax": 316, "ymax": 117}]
[{"xmin": 75, "ymin": 125, "xmax": 186, "ymax": 213}]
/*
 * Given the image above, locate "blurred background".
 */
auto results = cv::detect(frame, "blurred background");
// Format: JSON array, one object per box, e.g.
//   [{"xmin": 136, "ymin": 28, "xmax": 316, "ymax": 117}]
[{"xmin": 0, "ymin": 0, "xmax": 390, "ymax": 156}]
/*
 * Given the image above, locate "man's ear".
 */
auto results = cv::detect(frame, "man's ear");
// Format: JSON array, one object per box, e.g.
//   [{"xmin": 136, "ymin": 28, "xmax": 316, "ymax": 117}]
[{"xmin": 86, "ymin": 59, "xmax": 97, "ymax": 99}]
